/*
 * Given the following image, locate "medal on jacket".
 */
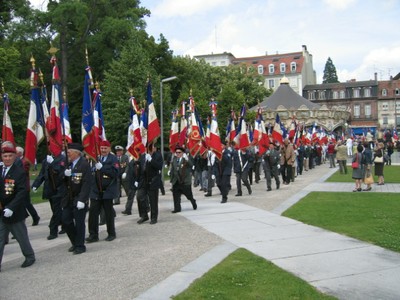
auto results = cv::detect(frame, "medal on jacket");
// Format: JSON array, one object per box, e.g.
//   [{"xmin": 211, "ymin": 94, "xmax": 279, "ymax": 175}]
[
  {"xmin": 72, "ymin": 173, "xmax": 82, "ymax": 184},
  {"xmin": 4, "ymin": 179, "xmax": 15, "ymax": 195}
]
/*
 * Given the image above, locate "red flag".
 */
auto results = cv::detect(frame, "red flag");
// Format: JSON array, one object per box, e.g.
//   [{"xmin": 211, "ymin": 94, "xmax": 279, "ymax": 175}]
[
  {"xmin": 2, "ymin": 92, "xmax": 15, "ymax": 146},
  {"xmin": 234, "ymin": 105, "xmax": 250, "ymax": 149},
  {"xmin": 186, "ymin": 97, "xmax": 202, "ymax": 156},
  {"xmin": 46, "ymin": 56, "xmax": 63, "ymax": 156},
  {"xmin": 127, "ymin": 96, "xmax": 145, "ymax": 159}
]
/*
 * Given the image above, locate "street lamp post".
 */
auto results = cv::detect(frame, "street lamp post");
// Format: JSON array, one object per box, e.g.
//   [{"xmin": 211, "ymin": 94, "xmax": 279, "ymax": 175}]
[{"xmin": 160, "ymin": 76, "xmax": 177, "ymax": 183}]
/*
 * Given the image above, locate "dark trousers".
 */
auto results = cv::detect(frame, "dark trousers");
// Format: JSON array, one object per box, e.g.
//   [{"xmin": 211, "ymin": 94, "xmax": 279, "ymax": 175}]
[
  {"xmin": 254, "ymin": 162, "xmax": 261, "ymax": 183},
  {"xmin": 172, "ymin": 184, "xmax": 195, "ymax": 212},
  {"xmin": 217, "ymin": 175, "xmax": 230, "ymax": 201},
  {"xmin": 137, "ymin": 188, "xmax": 159, "ymax": 221},
  {"xmin": 88, "ymin": 198, "xmax": 116, "ymax": 238},
  {"xmin": 26, "ymin": 199, "xmax": 40, "ymax": 221},
  {"xmin": 62, "ymin": 204, "xmax": 87, "ymax": 251},
  {"xmin": 124, "ymin": 188, "xmax": 137, "ymax": 213},
  {"xmin": 0, "ymin": 219, "xmax": 35, "ymax": 266},
  {"xmin": 265, "ymin": 167, "xmax": 280, "ymax": 189},
  {"xmin": 282, "ymin": 163, "xmax": 292, "ymax": 184},
  {"xmin": 235, "ymin": 171, "xmax": 251, "ymax": 194},
  {"xmin": 49, "ymin": 196, "xmax": 62, "ymax": 236}
]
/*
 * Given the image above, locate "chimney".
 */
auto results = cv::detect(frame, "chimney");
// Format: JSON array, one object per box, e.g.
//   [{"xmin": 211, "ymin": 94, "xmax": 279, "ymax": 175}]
[
  {"xmin": 302, "ymin": 45, "xmax": 307, "ymax": 51},
  {"xmin": 374, "ymin": 72, "xmax": 377, "ymax": 81}
]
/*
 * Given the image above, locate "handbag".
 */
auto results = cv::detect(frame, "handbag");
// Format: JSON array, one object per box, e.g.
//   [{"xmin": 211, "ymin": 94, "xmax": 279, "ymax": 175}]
[
  {"xmin": 351, "ymin": 154, "xmax": 359, "ymax": 169},
  {"xmin": 373, "ymin": 156, "xmax": 383, "ymax": 163},
  {"xmin": 364, "ymin": 171, "xmax": 374, "ymax": 184}
]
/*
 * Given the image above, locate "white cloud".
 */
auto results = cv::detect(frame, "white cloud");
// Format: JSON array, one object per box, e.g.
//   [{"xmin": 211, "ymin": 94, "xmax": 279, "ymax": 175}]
[
  {"xmin": 152, "ymin": 0, "xmax": 233, "ymax": 18},
  {"xmin": 323, "ymin": 0, "xmax": 357, "ymax": 10}
]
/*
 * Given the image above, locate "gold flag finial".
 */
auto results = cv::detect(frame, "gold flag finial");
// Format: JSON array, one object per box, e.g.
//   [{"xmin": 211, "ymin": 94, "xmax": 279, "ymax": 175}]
[
  {"xmin": 47, "ymin": 44, "xmax": 59, "ymax": 56},
  {"xmin": 38, "ymin": 68, "xmax": 44, "ymax": 84},
  {"xmin": 95, "ymin": 81, "xmax": 101, "ymax": 91},
  {"xmin": 85, "ymin": 47, "xmax": 90, "ymax": 66},
  {"xmin": 129, "ymin": 88, "xmax": 134, "ymax": 97},
  {"xmin": 30, "ymin": 55, "xmax": 36, "ymax": 69}
]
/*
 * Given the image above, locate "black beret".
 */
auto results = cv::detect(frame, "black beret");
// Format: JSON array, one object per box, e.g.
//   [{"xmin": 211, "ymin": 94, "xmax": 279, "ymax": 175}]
[{"xmin": 68, "ymin": 143, "xmax": 84, "ymax": 152}]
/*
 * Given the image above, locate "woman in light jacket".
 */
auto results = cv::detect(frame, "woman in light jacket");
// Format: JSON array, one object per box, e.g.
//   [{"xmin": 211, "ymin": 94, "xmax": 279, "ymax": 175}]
[{"xmin": 374, "ymin": 142, "xmax": 385, "ymax": 185}]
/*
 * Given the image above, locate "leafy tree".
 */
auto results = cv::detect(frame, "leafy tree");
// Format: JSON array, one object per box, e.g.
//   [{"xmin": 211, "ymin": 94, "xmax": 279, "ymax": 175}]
[{"xmin": 322, "ymin": 57, "xmax": 339, "ymax": 83}]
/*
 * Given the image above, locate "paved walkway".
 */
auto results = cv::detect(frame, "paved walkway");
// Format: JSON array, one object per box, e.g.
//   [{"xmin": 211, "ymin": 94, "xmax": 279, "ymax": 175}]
[{"xmin": 1, "ymin": 155, "xmax": 400, "ymax": 300}]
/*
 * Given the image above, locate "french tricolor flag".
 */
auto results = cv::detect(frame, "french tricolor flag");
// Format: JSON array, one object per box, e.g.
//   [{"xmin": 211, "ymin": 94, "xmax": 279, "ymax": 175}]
[
  {"xmin": 2, "ymin": 92, "xmax": 15, "ymax": 146},
  {"xmin": 145, "ymin": 80, "xmax": 160, "ymax": 146}
]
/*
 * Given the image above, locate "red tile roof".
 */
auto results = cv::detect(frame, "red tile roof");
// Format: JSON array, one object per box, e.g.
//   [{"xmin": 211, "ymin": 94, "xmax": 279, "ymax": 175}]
[{"xmin": 232, "ymin": 51, "xmax": 304, "ymax": 75}]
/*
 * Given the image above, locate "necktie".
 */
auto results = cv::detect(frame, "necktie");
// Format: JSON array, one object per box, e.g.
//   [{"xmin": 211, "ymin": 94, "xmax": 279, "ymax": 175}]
[{"xmin": 2, "ymin": 167, "xmax": 7, "ymax": 178}]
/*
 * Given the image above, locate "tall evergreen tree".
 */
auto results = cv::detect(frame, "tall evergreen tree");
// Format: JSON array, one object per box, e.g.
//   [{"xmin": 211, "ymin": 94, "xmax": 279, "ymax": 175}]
[{"xmin": 322, "ymin": 57, "xmax": 339, "ymax": 83}]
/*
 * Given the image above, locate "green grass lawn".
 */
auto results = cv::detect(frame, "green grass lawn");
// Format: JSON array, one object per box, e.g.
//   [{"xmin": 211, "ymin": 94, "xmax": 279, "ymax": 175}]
[
  {"xmin": 326, "ymin": 165, "xmax": 400, "ymax": 183},
  {"xmin": 283, "ymin": 192, "xmax": 400, "ymax": 253},
  {"xmin": 173, "ymin": 248, "xmax": 336, "ymax": 300}
]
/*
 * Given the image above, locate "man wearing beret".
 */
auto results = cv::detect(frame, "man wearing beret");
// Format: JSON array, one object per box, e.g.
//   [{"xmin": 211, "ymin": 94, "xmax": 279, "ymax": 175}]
[
  {"xmin": 87, "ymin": 140, "xmax": 119, "ymax": 242},
  {"xmin": 0, "ymin": 141, "xmax": 36, "ymax": 271},
  {"xmin": 62, "ymin": 142, "xmax": 92, "ymax": 255}
]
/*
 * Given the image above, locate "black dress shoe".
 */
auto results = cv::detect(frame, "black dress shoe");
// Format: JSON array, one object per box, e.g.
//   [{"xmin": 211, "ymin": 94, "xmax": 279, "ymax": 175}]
[
  {"xmin": 171, "ymin": 210, "xmax": 181, "ymax": 213},
  {"xmin": 235, "ymin": 193, "xmax": 242, "ymax": 197},
  {"xmin": 221, "ymin": 199, "xmax": 227, "ymax": 203},
  {"xmin": 73, "ymin": 249, "xmax": 86, "ymax": 255},
  {"xmin": 192, "ymin": 200, "xmax": 197, "ymax": 210},
  {"xmin": 47, "ymin": 234, "xmax": 57, "ymax": 240},
  {"xmin": 137, "ymin": 217, "xmax": 149, "ymax": 224},
  {"xmin": 150, "ymin": 220, "xmax": 157, "ymax": 224},
  {"xmin": 204, "ymin": 193, "xmax": 212, "ymax": 197},
  {"xmin": 59, "ymin": 229, "xmax": 66, "ymax": 234},
  {"xmin": 276, "ymin": 183, "xmax": 280, "ymax": 189},
  {"xmin": 68, "ymin": 246, "xmax": 75, "ymax": 252},
  {"xmin": 105, "ymin": 235, "xmax": 116, "ymax": 241},
  {"xmin": 32, "ymin": 217, "xmax": 40, "ymax": 226},
  {"xmin": 121, "ymin": 211, "xmax": 132, "ymax": 215},
  {"xmin": 21, "ymin": 258, "xmax": 35, "ymax": 268},
  {"xmin": 85, "ymin": 236, "xmax": 99, "ymax": 243},
  {"xmin": 267, "ymin": 188, "xmax": 272, "ymax": 191}
]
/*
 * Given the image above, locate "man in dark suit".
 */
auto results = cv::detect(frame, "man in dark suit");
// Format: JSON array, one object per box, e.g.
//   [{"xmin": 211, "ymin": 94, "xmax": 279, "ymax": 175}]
[
  {"xmin": 87, "ymin": 140, "xmax": 119, "ymax": 242},
  {"xmin": 32, "ymin": 153, "xmax": 66, "ymax": 240},
  {"xmin": 169, "ymin": 146, "xmax": 197, "ymax": 213},
  {"xmin": 114, "ymin": 145, "xmax": 129, "ymax": 205},
  {"xmin": 215, "ymin": 143, "xmax": 233, "ymax": 203},
  {"xmin": 62, "ymin": 143, "xmax": 92, "ymax": 255},
  {"xmin": 136, "ymin": 143, "xmax": 163, "ymax": 224},
  {"xmin": 0, "ymin": 142, "xmax": 36, "ymax": 271}
]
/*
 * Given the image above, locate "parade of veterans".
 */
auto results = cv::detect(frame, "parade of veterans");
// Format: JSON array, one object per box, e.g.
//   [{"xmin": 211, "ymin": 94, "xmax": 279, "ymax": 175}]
[{"xmin": 1, "ymin": 1, "xmax": 400, "ymax": 299}]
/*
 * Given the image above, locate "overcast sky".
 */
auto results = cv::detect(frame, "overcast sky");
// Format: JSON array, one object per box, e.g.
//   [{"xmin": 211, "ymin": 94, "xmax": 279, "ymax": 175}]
[{"xmin": 31, "ymin": 0, "xmax": 400, "ymax": 83}]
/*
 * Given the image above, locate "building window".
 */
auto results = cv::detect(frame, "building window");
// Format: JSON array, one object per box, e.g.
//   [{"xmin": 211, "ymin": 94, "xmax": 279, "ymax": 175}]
[
  {"xmin": 257, "ymin": 65, "xmax": 264, "ymax": 75},
  {"xmin": 354, "ymin": 105, "xmax": 360, "ymax": 118},
  {"xmin": 382, "ymin": 89, "xmax": 387, "ymax": 96},
  {"xmin": 220, "ymin": 61, "xmax": 226, "ymax": 66},
  {"xmin": 269, "ymin": 64, "xmax": 274, "ymax": 74},
  {"xmin": 383, "ymin": 116, "xmax": 388, "ymax": 125},
  {"xmin": 333, "ymin": 91, "xmax": 338, "ymax": 99},
  {"xmin": 290, "ymin": 62, "xmax": 296, "ymax": 72},
  {"xmin": 280, "ymin": 63, "xmax": 286, "ymax": 73},
  {"xmin": 211, "ymin": 62, "xmax": 217, "ymax": 66},
  {"xmin": 365, "ymin": 104, "xmax": 371, "ymax": 118},
  {"xmin": 382, "ymin": 102, "xmax": 389, "ymax": 111},
  {"xmin": 353, "ymin": 88, "xmax": 360, "ymax": 98},
  {"xmin": 396, "ymin": 88, "xmax": 400, "ymax": 95},
  {"xmin": 318, "ymin": 90, "xmax": 326, "ymax": 100},
  {"xmin": 364, "ymin": 88, "xmax": 371, "ymax": 97},
  {"xmin": 268, "ymin": 79, "xmax": 275, "ymax": 89},
  {"xmin": 340, "ymin": 90, "xmax": 345, "ymax": 99},
  {"xmin": 308, "ymin": 91, "xmax": 316, "ymax": 100},
  {"xmin": 396, "ymin": 102, "xmax": 400, "ymax": 111}
]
